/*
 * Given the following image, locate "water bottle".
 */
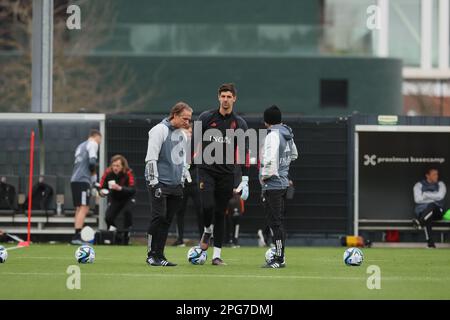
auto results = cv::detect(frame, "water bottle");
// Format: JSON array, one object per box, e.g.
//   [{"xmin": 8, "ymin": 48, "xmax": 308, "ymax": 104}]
[{"xmin": 56, "ymin": 201, "xmax": 62, "ymax": 215}]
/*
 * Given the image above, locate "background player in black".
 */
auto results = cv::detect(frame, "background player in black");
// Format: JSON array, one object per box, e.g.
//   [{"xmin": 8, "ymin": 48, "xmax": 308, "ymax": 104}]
[
  {"xmin": 225, "ymin": 166, "xmax": 245, "ymax": 247},
  {"xmin": 195, "ymin": 83, "xmax": 250, "ymax": 265},
  {"xmin": 173, "ymin": 126, "xmax": 203, "ymax": 246}
]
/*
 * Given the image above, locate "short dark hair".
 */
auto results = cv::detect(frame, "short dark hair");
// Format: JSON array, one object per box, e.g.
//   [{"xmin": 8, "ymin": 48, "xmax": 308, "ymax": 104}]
[
  {"xmin": 425, "ymin": 167, "xmax": 438, "ymax": 175},
  {"xmin": 264, "ymin": 105, "xmax": 282, "ymax": 125},
  {"xmin": 218, "ymin": 83, "xmax": 237, "ymax": 96},
  {"xmin": 89, "ymin": 129, "xmax": 102, "ymax": 137}
]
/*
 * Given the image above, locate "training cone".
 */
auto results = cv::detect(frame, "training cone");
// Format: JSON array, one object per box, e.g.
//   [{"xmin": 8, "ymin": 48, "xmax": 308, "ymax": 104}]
[{"xmin": 18, "ymin": 241, "xmax": 30, "ymax": 247}]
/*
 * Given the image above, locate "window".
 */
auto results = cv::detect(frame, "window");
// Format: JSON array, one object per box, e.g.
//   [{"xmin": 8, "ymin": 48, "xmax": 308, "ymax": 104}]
[{"xmin": 320, "ymin": 79, "xmax": 348, "ymax": 108}]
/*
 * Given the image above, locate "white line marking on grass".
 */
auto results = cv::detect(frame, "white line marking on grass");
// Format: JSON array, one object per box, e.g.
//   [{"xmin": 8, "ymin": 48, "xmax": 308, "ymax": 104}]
[
  {"xmin": 5, "ymin": 246, "xmax": 25, "ymax": 251},
  {"xmin": 2, "ymin": 272, "xmax": 450, "ymax": 282},
  {"xmin": 13, "ymin": 256, "xmax": 116, "ymax": 260}
]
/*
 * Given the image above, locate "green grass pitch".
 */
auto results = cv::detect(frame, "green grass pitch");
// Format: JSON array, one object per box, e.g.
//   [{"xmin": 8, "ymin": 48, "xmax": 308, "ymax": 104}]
[{"xmin": 1, "ymin": 244, "xmax": 450, "ymax": 299}]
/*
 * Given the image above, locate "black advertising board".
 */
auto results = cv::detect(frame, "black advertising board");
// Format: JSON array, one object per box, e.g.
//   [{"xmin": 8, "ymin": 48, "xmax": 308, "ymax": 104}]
[{"xmin": 358, "ymin": 129, "xmax": 450, "ymax": 220}]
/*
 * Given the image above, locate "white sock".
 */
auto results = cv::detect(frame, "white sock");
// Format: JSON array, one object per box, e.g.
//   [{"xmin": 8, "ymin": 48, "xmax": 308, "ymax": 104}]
[
  {"xmin": 204, "ymin": 225, "xmax": 213, "ymax": 234},
  {"xmin": 213, "ymin": 247, "xmax": 221, "ymax": 259}
]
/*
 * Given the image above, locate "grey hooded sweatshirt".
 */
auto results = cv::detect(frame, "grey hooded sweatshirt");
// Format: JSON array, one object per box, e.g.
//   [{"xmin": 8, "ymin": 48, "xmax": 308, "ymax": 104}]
[
  {"xmin": 259, "ymin": 124, "xmax": 298, "ymax": 191},
  {"xmin": 145, "ymin": 118, "xmax": 187, "ymax": 186}
]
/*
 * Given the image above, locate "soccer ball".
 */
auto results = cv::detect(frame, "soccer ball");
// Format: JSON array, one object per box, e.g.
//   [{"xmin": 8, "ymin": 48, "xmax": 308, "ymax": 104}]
[
  {"xmin": 75, "ymin": 245, "xmax": 95, "ymax": 264},
  {"xmin": 264, "ymin": 246, "xmax": 286, "ymax": 264},
  {"xmin": 265, "ymin": 246, "xmax": 276, "ymax": 263},
  {"xmin": 343, "ymin": 247, "xmax": 364, "ymax": 266},
  {"xmin": 187, "ymin": 246, "xmax": 207, "ymax": 265},
  {"xmin": 0, "ymin": 246, "xmax": 8, "ymax": 263}
]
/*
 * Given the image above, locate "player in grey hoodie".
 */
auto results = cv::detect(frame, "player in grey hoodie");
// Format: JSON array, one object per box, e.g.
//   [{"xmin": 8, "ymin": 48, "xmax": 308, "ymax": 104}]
[
  {"xmin": 259, "ymin": 105, "xmax": 298, "ymax": 268},
  {"xmin": 144, "ymin": 102, "xmax": 192, "ymax": 266}
]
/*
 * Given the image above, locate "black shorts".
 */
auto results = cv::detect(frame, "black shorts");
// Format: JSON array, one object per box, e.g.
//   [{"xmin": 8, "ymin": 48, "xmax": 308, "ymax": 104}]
[
  {"xmin": 198, "ymin": 168, "xmax": 234, "ymax": 197},
  {"xmin": 71, "ymin": 182, "xmax": 91, "ymax": 207}
]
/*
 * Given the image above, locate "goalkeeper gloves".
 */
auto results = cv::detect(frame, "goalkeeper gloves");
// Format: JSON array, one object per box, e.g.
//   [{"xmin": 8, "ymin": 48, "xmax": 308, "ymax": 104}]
[
  {"xmin": 182, "ymin": 166, "xmax": 192, "ymax": 185},
  {"xmin": 235, "ymin": 176, "xmax": 249, "ymax": 201},
  {"xmin": 145, "ymin": 160, "xmax": 159, "ymax": 187}
]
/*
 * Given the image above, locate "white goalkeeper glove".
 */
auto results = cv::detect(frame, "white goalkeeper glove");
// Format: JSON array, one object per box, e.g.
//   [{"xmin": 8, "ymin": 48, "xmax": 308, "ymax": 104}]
[
  {"xmin": 182, "ymin": 166, "xmax": 192, "ymax": 184},
  {"xmin": 145, "ymin": 160, "xmax": 159, "ymax": 187},
  {"xmin": 235, "ymin": 176, "xmax": 249, "ymax": 201}
]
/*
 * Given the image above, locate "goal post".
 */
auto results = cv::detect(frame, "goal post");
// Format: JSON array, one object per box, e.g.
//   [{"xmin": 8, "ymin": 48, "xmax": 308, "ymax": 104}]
[{"xmin": 0, "ymin": 113, "xmax": 107, "ymax": 235}]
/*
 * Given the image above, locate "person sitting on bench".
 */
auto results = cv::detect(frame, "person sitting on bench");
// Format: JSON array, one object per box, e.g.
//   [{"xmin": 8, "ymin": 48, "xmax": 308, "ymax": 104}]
[
  {"xmin": 0, "ymin": 177, "xmax": 18, "ymax": 211},
  {"xmin": 413, "ymin": 168, "xmax": 447, "ymax": 248},
  {"xmin": 22, "ymin": 176, "xmax": 54, "ymax": 213}
]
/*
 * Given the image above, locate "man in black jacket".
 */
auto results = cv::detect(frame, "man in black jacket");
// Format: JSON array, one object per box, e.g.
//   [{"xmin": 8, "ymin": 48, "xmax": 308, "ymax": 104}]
[{"xmin": 195, "ymin": 83, "xmax": 250, "ymax": 265}]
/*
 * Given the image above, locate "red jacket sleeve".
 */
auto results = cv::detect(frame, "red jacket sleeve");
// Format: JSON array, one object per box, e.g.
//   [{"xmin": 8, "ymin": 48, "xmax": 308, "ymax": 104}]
[
  {"xmin": 99, "ymin": 168, "xmax": 112, "ymax": 188},
  {"xmin": 120, "ymin": 170, "xmax": 136, "ymax": 197}
]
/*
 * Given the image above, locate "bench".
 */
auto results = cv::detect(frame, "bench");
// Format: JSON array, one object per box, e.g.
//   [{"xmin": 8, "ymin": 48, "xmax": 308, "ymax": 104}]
[
  {"xmin": 358, "ymin": 219, "xmax": 450, "ymax": 243},
  {"xmin": 0, "ymin": 215, "xmax": 99, "ymax": 235},
  {"xmin": 1, "ymin": 174, "xmax": 99, "ymax": 237}
]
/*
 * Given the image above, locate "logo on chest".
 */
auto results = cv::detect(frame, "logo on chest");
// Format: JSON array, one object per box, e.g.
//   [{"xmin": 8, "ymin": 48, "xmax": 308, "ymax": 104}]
[{"xmin": 209, "ymin": 135, "xmax": 231, "ymax": 144}]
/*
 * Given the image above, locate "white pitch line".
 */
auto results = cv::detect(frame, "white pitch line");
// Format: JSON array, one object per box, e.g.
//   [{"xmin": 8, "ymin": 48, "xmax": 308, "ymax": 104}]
[
  {"xmin": 13, "ymin": 256, "xmax": 116, "ymax": 260},
  {"xmin": 5, "ymin": 246, "xmax": 26, "ymax": 251},
  {"xmin": 2, "ymin": 272, "xmax": 450, "ymax": 282}
]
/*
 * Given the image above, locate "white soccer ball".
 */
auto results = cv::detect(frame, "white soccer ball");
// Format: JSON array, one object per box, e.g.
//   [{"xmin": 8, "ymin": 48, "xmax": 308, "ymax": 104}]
[
  {"xmin": 264, "ymin": 246, "xmax": 286, "ymax": 264},
  {"xmin": 0, "ymin": 245, "xmax": 8, "ymax": 263},
  {"xmin": 265, "ymin": 246, "xmax": 276, "ymax": 263},
  {"xmin": 343, "ymin": 247, "xmax": 364, "ymax": 266},
  {"xmin": 187, "ymin": 246, "xmax": 207, "ymax": 265},
  {"xmin": 75, "ymin": 245, "xmax": 95, "ymax": 264}
]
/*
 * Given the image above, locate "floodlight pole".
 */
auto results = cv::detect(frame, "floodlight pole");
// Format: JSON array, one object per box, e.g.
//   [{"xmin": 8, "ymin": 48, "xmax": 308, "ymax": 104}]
[
  {"xmin": 32, "ymin": 0, "xmax": 53, "ymax": 176},
  {"xmin": 31, "ymin": 0, "xmax": 54, "ymax": 113}
]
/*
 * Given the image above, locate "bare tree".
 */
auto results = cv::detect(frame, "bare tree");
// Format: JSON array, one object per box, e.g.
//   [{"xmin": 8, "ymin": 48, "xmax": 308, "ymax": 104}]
[{"xmin": 0, "ymin": 0, "xmax": 159, "ymax": 113}]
